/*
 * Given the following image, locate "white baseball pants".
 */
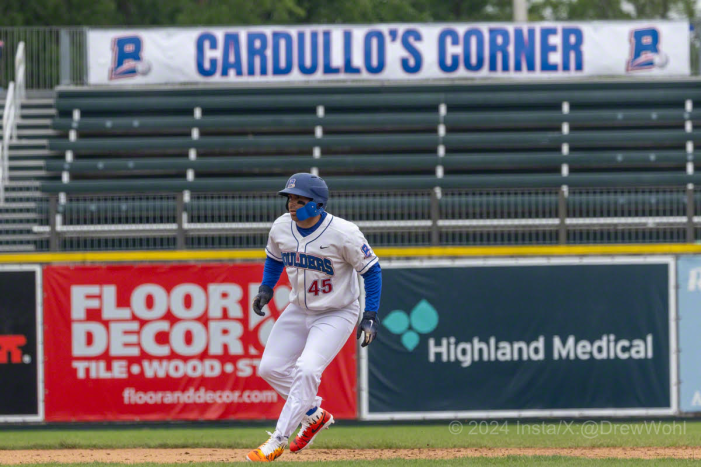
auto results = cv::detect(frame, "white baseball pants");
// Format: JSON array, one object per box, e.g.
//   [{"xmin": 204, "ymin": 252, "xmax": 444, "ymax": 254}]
[{"xmin": 258, "ymin": 300, "xmax": 360, "ymax": 438}]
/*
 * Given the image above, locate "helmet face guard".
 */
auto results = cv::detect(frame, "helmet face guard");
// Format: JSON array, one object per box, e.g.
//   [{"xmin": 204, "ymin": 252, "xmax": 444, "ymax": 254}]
[
  {"xmin": 295, "ymin": 202, "xmax": 322, "ymax": 221},
  {"xmin": 279, "ymin": 173, "xmax": 329, "ymax": 218}
]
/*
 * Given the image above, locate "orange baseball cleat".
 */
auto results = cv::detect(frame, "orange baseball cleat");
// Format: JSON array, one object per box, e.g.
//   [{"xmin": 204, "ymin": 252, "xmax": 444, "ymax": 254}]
[
  {"xmin": 290, "ymin": 408, "xmax": 335, "ymax": 453},
  {"xmin": 246, "ymin": 431, "xmax": 287, "ymax": 462}
]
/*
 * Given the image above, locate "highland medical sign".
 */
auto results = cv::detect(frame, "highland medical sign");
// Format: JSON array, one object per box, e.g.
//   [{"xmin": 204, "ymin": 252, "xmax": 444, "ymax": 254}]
[
  {"xmin": 427, "ymin": 333, "xmax": 654, "ymax": 368},
  {"xmin": 363, "ymin": 258, "xmax": 676, "ymax": 420}
]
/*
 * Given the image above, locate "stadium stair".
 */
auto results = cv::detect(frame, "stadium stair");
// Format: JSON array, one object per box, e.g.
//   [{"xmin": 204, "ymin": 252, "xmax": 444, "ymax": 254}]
[{"xmin": 0, "ymin": 97, "xmax": 57, "ymax": 251}]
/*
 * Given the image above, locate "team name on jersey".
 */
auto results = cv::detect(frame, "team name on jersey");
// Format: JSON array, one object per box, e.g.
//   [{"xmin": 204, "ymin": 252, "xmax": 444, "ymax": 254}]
[{"xmin": 281, "ymin": 251, "xmax": 335, "ymax": 276}]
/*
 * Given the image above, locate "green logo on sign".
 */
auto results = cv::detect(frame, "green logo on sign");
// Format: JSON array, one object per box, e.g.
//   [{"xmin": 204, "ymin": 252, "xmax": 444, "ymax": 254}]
[{"xmin": 383, "ymin": 299, "xmax": 439, "ymax": 351}]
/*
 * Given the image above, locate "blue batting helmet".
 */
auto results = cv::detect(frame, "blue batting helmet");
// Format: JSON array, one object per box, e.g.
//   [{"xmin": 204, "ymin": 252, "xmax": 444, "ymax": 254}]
[{"xmin": 279, "ymin": 173, "xmax": 329, "ymax": 207}]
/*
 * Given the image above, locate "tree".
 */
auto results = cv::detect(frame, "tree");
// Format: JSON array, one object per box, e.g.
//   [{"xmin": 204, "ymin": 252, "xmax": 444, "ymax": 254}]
[
  {"xmin": 173, "ymin": 0, "xmax": 306, "ymax": 25},
  {"xmin": 528, "ymin": 0, "xmax": 697, "ymax": 20},
  {"xmin": 0, "ymin": 0, "xmax": 696, "ymax": 26},
  {"xmin": 0, "ymin": 0, "xmax": 119, "ymax": 26}
]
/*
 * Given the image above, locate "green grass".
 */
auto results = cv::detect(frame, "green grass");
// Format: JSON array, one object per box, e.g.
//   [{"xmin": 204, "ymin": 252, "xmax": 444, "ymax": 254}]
[
  {"xmin": 0, "ymin": 421, "xmax": 699, "ymax": 450},
  {"xmin": 9, "ymin": 460, "xmax": 701, "ymax": 467},
  {"xmin": 2, "ymin": 422, "xmax": 700, "ymax": 466}
]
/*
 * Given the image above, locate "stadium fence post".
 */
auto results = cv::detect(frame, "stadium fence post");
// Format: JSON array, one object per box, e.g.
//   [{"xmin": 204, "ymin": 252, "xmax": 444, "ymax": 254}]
[
  {"xmin": 558, "ymin": 185, "xmax": 568, "ymax": 244},
  {"xmin": 176, "ymin": 191, "xmax": 186, "ymax": 249},
  {"xmin": 686, "ymin": 184, "xmax": 695, "ymax": 243},
  {"xmin": 49, "ymin": 194, "xmax": 59, "ymax": 251},
  {"xmin": 430, "ymin": 188, "xmax": 440, "ymax": 246}
]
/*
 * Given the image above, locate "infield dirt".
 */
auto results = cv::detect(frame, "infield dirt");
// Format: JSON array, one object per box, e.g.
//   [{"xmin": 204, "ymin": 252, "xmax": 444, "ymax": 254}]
[{"xmin": 1, "ymin": 447, "xmax": 701, "ymax": 463}]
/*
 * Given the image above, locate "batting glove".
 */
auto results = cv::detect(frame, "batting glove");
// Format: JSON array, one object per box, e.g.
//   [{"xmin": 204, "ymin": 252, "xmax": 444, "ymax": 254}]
[
  {"xmin": 253, "ymin": 285, "xmax": 274, "ymax": 316},
  {"xmin": 357, "ymin": 311, "xmax": 379, "ymax": 347}
]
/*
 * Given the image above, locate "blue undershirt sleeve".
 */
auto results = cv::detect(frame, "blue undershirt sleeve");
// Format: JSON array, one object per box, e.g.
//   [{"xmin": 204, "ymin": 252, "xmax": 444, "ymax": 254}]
[
  {"xmin": 262, "ymin": 256, "xmax": 285, "ymax": 289},
  {"xmin": 361, "ymin": 263, "xmax": 382, "ymax": 313}
]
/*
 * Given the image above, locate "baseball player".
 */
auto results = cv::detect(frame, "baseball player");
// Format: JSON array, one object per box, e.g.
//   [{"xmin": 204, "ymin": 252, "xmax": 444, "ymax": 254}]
[{"xmin": 246, "ymin": 173, "xmax": 381, "ymax": 462}]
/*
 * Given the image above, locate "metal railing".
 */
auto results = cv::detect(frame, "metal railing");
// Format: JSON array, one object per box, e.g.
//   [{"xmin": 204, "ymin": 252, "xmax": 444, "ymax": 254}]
[
  {"xmin": 0, "ymin": 42, "xmax": 25, "ymax": 204},
  {"xmin": 14, "ymin": 41, "xmax": 24, "ymax": 116},
  {"xmin": 0, "ymin": 82, "xmax": 16, "ymax": 204},
  {"xmin": 0, "ymin": 27, "xmax": 86, "ymax": 90},
  {"xmin": 24, "ymin": 186, "xmax": 700, "ymax": 251}
]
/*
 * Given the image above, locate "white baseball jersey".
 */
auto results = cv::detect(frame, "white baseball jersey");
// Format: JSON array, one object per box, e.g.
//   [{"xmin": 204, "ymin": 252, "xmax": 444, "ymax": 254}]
[{"xmin": 265, "ymin": 213, "xmax": 378, "ymax": 312}]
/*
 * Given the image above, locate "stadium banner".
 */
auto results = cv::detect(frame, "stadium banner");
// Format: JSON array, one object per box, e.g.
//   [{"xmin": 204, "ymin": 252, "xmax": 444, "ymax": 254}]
[
  {"xmin": 87, "ymin": 21, "xmax": 689, "ymax": 85},
  {"xmin": 676, "ymin": 256, "xmax": 701, "ymax": 413},
  {"xmin": 361, "ymin": 257, "xmax": 676, "ymax": 420},
  {"xmin": 42, "ymin": 264, "xmax": 356, "ymax": 421},
  {"xmin": 0, "ymin": 266, "xmax": 43, "ymax": 422}
]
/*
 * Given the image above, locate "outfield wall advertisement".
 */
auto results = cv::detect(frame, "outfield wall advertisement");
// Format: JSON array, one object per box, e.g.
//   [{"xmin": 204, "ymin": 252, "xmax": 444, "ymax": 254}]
[
  {"xmin": 0, "ymin": 266, "xmax": 43, "ymax": 422},
  {"xmin": 87, "ymin": 21, "xmax": 689, "ymax": 85},
  {"xmin": 0, "ymin": 257, "xmax": 688, "ymax": 423},
  {"xmin": 677, "ymin": 256, "xmax": 701, "ymax": 413},
  {"xmin": 42, "ymin": 264, "xmax": 357, "ymax": 421},
  {"xmin": 362, "ymin": 258, "xmax": 676, "ymax": 420}
]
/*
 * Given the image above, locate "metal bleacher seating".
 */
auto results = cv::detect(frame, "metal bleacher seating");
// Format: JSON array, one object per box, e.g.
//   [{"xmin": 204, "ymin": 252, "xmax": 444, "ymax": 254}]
[{"xmin": 32, "ymin": 79, "xmax": 701, "ymax": 251}]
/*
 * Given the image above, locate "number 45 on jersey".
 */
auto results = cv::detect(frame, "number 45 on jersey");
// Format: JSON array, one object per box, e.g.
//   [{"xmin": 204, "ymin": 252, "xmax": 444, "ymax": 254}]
[{"xmin": 308, "ymin": 279, "xmax": 333, "ymax": 296}]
